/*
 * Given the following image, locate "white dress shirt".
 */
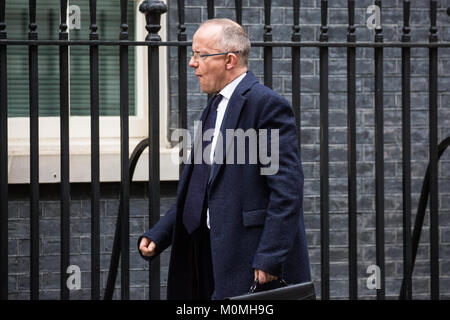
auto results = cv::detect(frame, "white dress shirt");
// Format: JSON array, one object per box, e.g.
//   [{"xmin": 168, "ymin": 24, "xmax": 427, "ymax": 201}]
[{"xmin": 206, "ymin": 72, "xmax": 247, "ymax": 229}]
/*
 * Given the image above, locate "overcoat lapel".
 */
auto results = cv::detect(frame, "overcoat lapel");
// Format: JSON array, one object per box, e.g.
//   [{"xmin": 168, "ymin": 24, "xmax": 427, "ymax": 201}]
[
  {"xmin": 208, "ymin": 71, "xmax": 258, "ymax": 189},
  {"xmin": 177, "ymin": 99, "xmax": 213, "ymax": 199}
]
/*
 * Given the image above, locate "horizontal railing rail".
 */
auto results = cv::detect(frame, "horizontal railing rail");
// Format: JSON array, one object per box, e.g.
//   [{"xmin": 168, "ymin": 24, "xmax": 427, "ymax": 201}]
[{"xmin": 1, "ymin": 40, "xmax": 450, "ymax": 47}]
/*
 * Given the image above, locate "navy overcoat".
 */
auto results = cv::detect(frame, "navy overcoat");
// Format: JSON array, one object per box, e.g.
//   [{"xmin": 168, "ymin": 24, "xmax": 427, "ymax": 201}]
[{"xmin": 138, "ymin": 71, "xmax": 311, "ymax": 299}]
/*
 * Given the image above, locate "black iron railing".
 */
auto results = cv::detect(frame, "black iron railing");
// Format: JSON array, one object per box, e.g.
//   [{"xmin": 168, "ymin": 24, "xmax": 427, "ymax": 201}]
[{"xmin": 0, "ymin": 0, "xmax": 449, "ymax": 300}]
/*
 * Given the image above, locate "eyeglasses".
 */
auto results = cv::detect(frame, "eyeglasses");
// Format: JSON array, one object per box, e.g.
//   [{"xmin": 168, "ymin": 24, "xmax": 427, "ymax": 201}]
[{"xmin": 190, "ymin": 51, "xmax": 240, "ymax": 61}]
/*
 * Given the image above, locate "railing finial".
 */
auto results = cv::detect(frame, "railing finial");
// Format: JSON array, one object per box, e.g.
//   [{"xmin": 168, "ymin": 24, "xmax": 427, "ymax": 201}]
[
  {"xmin": 429, "ymin": 0, "xmax": 438, "ymax": 43},
  {"xmin": 319, "ymin": 0, "xmax": 328, "ymax": 42},
  {"xmin": 292, "ymin": 0, "xmax": 300, "ymax": 42},
  {"xmin": 402, "ymin": 0, "xmax": 410, "ymax": 42},
  {"xmin": 139, "ymin": 0, "xmax": 168, "ymax": 42},
  {"xmin": 0, "ymin": 0, "xmax": 5, "ymax": 39},
  {"xmin": 347, "ymin": 0, "xmax": 355, "ymax": 42},
  {"xmin": 59, "ymin": 0, "xmax": 68, "ymax": 35}
]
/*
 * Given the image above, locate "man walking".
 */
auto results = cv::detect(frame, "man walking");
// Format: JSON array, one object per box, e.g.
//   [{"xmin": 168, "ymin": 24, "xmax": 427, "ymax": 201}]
[{"xmin": 138, "ymin": 18, "xmax": 311, "ymax": 300}]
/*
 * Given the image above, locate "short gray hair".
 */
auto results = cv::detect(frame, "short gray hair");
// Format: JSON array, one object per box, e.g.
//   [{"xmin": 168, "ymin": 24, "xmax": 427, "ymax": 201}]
[{"xmin": 199, "ymin": 18, "xmax": 251, "ymax": 68}]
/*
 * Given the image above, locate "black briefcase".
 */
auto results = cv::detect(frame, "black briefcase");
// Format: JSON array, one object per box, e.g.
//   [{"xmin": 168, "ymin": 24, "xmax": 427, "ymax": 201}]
[{"xmin": 228, "ymin": 279, "xmax": 316, "ymax": 300}]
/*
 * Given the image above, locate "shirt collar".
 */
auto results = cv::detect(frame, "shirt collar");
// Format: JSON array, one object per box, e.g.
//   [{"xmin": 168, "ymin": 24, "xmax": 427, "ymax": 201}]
[{"xmin": 219, "ymin": 72, "xmax": 247, "ymax": 101}]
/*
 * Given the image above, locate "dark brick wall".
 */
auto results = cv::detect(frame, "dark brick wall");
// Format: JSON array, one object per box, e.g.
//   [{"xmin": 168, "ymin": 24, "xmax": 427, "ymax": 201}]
[
  {"xmin": 7, "ymin": 182, "xmax": 176, "ymax": 300},
  {"xmin": 6, "ymin": 0, "xmax": 450, "ymax": 300}
]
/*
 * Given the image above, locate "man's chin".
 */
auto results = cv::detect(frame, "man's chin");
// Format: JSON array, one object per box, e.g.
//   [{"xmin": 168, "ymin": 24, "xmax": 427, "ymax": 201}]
[{"xmin": 201, "ymin": 88, "xmax": 214, "ymax": 95}]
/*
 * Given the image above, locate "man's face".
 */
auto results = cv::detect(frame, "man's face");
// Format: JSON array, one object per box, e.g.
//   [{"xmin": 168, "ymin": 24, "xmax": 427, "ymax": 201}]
[{"xmin": 189, "ymin": 25, "xmax": 229, "ymax": 94}]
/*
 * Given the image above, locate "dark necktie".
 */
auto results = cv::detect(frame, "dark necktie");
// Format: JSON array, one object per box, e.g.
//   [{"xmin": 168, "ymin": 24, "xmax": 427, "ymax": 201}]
[{"xmin": 183, "ymin": 94, "xmax": 222, "ymax": 234}]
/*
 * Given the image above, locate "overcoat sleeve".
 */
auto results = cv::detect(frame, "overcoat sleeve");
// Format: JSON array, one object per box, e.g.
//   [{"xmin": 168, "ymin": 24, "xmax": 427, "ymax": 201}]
[
  {"xmin": 251, "ymin": 93, "xmax": 304, "ymax": 277},
  {"xmin": 137, "ymin": 203, "xmax": 177, "ymax": 261}
]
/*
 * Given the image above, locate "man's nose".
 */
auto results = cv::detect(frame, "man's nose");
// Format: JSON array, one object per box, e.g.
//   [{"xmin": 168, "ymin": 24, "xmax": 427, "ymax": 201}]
[{"xmin": 189, "ymin": 56, "xmax": 198, "ymax": 68}]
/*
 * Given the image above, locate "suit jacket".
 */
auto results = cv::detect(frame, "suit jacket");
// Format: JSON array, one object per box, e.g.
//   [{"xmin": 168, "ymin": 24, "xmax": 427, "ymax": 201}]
[{"xmin": 138, "ymin": 71, "xmax": 311, "ymax": 299}]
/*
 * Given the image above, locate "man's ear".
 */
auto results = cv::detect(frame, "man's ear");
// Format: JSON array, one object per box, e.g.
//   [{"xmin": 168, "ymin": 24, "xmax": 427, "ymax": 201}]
[{"xmin": 225, "ymin": 53, "xmax": 238, "ymax": 70}]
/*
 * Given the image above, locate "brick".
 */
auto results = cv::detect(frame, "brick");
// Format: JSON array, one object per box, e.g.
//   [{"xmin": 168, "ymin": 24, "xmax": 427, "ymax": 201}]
[
  {"xmin": 412, "ymin": 0, "xmax": 443, "ymax": 9},
  {"xmin": 303, "ymin": 179, "xmax": 320, "ymax": 197},
  {"xmin": 39, "ymin": 256, "xmax": 61, "ymax": 273},
  {"xmin": 329, "ymin": 128, "xmax": 347, "ymax": 144},
  {"xmin": 39, "ymin": 290, "xmax": 60, "ymax": 300},
  {"xmin": 385, "ymin": 195, "xmax": 403, "ymax": 211},
  {"xmin": 42, "ymin": 201, "xmax": 59, "ymax": 219},
  {"xmin": 100, "ymin": 217, "xmax": 118, "ymax": 237},
  {"xmin": 130, "ymin": 269, "xmax": 149, "ymax": 287},
  {"xmin": 129, "ymin": 287, "xmax": 146, "ymax": 300},
  {"xmin": 185, "ymin": 7, "xmax": 202, "ymax": 24},
  {"xmin": 329, "ymin": 230, "xmax": 348, "ymax": 246},
  {"xmin": 306, "ymin": 230, "xmax": 320, "ymax": 246},
  {"xmin": 130, "ymin": 199, "xmax": 149, "ymax": 218},
  {"xmin": 304, "ymin": 213, "xmax": 320, "ymax": 230},
  {"xmin": 329, "ymin": 76, "xmax": 349, "ymax": 93},
  {"xmin": 70, "ymin": 289, "xmax": 92, "ymax": 300},
  {"xmin": 17, "ymin": 274, "xmax": 29, "ymax": 291},
  {"xmin": 8, "ymin": 220, "xmax": 29, "ymax": 240},
  {"xmin": 330, "ymin": 214, "xmax": 350, "ymax": 229},
  {"xmin": 329, "ymin": 179, "xmax": 349, "ymax": 195},
  {"xmin": 9, "ymin": 256, "xmax": 30, "ymax": 274},
  {"xmin": 41, "ymin": 272, "xmax": 60, "ymax": 290},
  {"xmin": 273, "ymin": 59, "xmax": 294, "ymax": 75},
  {"xmin": 8, "ymin": 275, "xmax": 18, "ymax": 293},
  {"xmin": 17, "ymin": 202, "xmax": 31, "ymax": 219},
  {"xmin": 41, "ymin": 238, "xmax": 60, "ymax": 256},
  {"xmin": 329, "ymin": 162, "xmax": 348, "ymax": 178},
  {"xmin": 329, "ymin": 145, "xmax": 348, "ymax": 162},
  {"xmin": 300, "ymin": 145, "xmax": 320, "ymax": 162},
  {"xmin": 8, "ymin": 239, "xmax": 17, "ymax": 256},
  {"xmin": 8, "ymin": 202, "xmax": 18, "ymax": 220},
  {"xmin": 330, "ymin": 247, "xmax": 350, "ymax": 261},
  {"xmin": 443, "ymin": 26, "xmax": 450, "ymax": 41},
  {"xmin": 300, "ymin": 127, "xmax": 319, "ymax": 145},
  {"xmin": 356, "ymin": 27, "xmax": 373, "ymax": 42}
]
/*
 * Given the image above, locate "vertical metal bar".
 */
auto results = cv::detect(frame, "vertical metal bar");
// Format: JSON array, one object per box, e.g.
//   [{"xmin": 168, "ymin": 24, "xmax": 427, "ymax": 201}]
[
  {"xmin": 119, "ymin": 0, "xmax": 130, "ymax": 300},
  {"xmin": 89, "ymin": 0, "xmax": 100, "ymax": 301},
  {"xmin": 319, "ymin": 0, "xmax": 329, "ymax": 301},
  {"xmin": 0, "ymin": 0, "xmax": 8, "ymax": 301},
  {"xmin": 374, "ymin": 0, "xmax": 385, "ymax": 300},
  {"xmin": 400, "ymin": 0, "xmax": 412, "ymax": 301},
  {"xmin": 28, "ymin": 0, "xmax": 39, "ymax": 301},
  {"xmin": 206, "ymin": 0, "xmax": 215, "ymax": 102},
  {"xmin": 59, "ymin": 0, "xmax": 70, "ymax": 300},
  {"xmin": 264, "ymin": 0, "xmax": 272, "ymax": 88},
  {"xmin": 429, "ymin": 0, "xmax": 439, "ymax": 300},
  {"xmin": 178, "ymin": 0, "xmax": 187, "ymax": 177},
  {"xmin": 148, "ymin": 37, "xmax": 161, "ymax": 302},
  {"xmin": 235, "ymin": 0, "xmax": 242, "ymax": 25},
  {"xmin": 207, "ymin": 0, "xmax": 214, "ymax": 19},
  {"xmin": 139, "ymin": 0, "xmax": 167, "ymax": 300},
  {"xmin": 291, "ymin": 0, "xmax": 301, "ymax": 151},
  {"xmin": 347, "ymin": 0, "xmax": 357, "ymax": 301}
]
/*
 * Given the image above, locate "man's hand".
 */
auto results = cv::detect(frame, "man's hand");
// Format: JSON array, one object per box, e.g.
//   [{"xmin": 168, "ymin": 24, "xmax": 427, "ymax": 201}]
[
  {"xmin": 254, "ymin": 269, "xmax": 278, "ymax": 284},
  {"xmin": 139, "ymin": 237, "xmax": 156, "ymax": 257}
]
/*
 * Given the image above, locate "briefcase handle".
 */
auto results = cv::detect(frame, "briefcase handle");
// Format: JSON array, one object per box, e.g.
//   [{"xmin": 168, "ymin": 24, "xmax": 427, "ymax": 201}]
[{"xmin": 249, "ymin": 278, "xmax": 289, "ymax": 294}]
